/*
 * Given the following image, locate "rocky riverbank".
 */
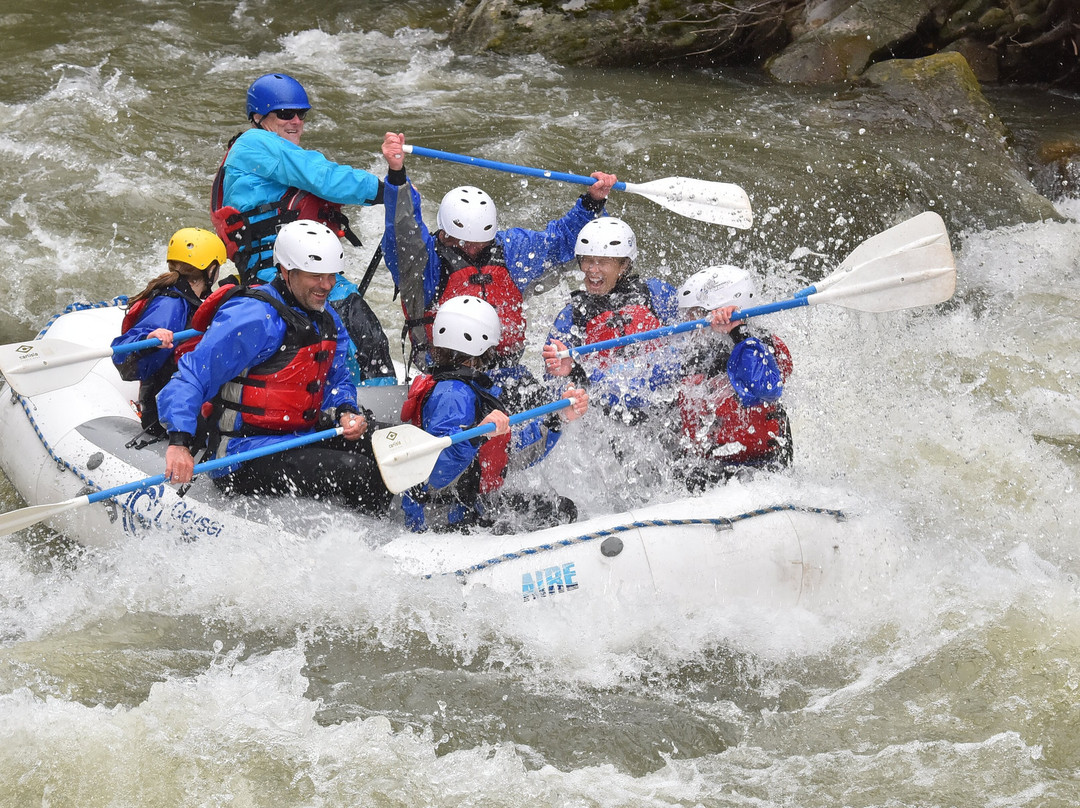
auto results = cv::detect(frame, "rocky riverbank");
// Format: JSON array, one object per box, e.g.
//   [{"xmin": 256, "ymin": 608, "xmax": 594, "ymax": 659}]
[
  {"xmin": 449, "ymin": 0, "xmax": 1078, "ymax": 87},
  {"xmin": 447, "ymin": 0, "xmax": 1079, "ymax": 216}
]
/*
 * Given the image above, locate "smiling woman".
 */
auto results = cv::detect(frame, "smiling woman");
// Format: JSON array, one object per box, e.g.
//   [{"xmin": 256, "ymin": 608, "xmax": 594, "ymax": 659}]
[
  {"xmin": 543, "ymin": 216, "xmax": 681, "ymax": 424},
  {"xmin": 574, "ymin": 217, "xmax": 637, "ymax": 295},
  {"xmin": 210, "ymin": 71, "xmax": 384, "ymax": 284}
]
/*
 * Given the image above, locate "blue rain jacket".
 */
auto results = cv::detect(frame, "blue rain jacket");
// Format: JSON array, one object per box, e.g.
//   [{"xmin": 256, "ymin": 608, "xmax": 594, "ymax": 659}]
[
  {"xmin": 221, "ymin": 128, "xmax": 381, "ymax": 276},
  {"xmin": 157, "ymin": 284, "xmax": 356, "ymax": 477},
  {"xmin": 401, "ymin": 376, "xmax": 558, "ymax": 532},
  {"xmin": 110, "ymin": 292, "xmax": 194, "ymax": 380},
  {"xmin": 381, "ymin": 178, "xmax": 600, "ymax": 304}
]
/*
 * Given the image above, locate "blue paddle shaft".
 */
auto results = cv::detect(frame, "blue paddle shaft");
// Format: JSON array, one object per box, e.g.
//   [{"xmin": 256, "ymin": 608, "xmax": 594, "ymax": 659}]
[
  {"xmin": 565, "ymin": 297, "xmax": 810, "ymax": 358},
  {"xmin": 566, "ymin": 319, "xmax": 710, "ymax": 357},
  {"xmin": 732, "ymin": 296, "xmax": 810, "ymax": 320},
  {"xmin": 111, "ymin": 327, "xmax": 201, "ymax": 357},
  {"xmin": 446, "ymin": 399, "xmax": 572, "ymax": 447},
  {"xmin": 406, "ymin": 145, "xmax": 624, "ymax": 191},
  {"xmin": 85, "ymin": 426, "xmax": 343, "ymax": 505}
]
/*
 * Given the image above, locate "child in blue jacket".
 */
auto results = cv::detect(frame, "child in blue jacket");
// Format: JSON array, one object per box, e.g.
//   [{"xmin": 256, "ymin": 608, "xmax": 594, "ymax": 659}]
[
  {"xmin": 400, "ymin": 296, "xmax": 588, "ymax": 533},
  {"xmin": 112, "ymin": 228, "xmax": 226, "ymax": 435}
]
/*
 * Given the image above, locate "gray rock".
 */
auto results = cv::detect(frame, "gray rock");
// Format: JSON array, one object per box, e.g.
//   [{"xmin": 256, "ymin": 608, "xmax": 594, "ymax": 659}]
[
  {"xmin": 857, "ymin": 53, "xmax": 1063, "ymax": 225},
  {"xmin": 765, "ymin": 0, "xmax": 933, "ymax": 84},
  {"xmin": 450, "ymin": 0, "xmax": 800, "ymax": 67}
]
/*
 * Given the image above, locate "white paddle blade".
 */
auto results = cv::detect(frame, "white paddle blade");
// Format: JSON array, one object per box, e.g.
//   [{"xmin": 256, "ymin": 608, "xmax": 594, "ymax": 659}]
[
  {"xmin": 372, "ymin": 424, "xmax": 454, "ymax": 495},
  {"xmin": 820, "ymin": 212, "xmax": 952, "ymax": 292},
  {"xmin": 0, "ymin": 338, "xmax": 112, "ymax": 397},
  {"xmin": 809, "ymin": 263, "xmax": 956, "ymax": 312},
  {"xmin": 622, "ymin": 178, "xmax": 754, "ymax": 229},
  {"xmin": 811, "ymin": 212, "xmax": 956, "ymax": 312},
  {"xmin": 0, "ymin": 495, "xmax": 89, "ymax": 538}
]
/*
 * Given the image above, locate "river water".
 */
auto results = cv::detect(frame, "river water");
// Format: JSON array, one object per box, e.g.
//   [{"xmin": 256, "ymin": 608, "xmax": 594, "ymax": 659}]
[{"xmin": 2, "ymin": 2, "xmax": 1079, "ymax": 805}]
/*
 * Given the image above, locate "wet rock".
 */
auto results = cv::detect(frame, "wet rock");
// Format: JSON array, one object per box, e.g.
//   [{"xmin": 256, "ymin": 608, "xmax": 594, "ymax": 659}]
[
  {"xmin": 793, "ymin": 0, "xmax": 859, "ymax": 37},
  {"xmin": 764, "ymin": 0, "xmax": 932, "ymax": 84},
  {"xmin": 858, "ymin": 53, "xmax": 1064, "ymax": 225},
  {"xmin": 450, "ymin": 0, "xmax": 805, "ymax": 68},
  {"xmin": 447, "ymin": 0, "xmax": 1078, "ymax": 88},
  {"xmin": 941, "ymin": 36, "xmax": 999, "ymax": 83},
  {"xmin": 1033, "ymin": 138, "xmax": 1080, "ymax": 199}
]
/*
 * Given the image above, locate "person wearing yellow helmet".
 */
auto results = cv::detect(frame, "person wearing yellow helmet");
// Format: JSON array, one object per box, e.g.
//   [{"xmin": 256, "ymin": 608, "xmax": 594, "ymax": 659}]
[{"xmin": 111, "ymin": 227, "xmax": 227, "ymax": 435}]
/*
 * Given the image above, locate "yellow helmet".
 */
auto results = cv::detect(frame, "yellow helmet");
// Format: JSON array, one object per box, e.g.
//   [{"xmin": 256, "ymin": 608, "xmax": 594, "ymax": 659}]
[{"xmin": 167, "ymin": 228, "xmax": 227, "ymax": 272}]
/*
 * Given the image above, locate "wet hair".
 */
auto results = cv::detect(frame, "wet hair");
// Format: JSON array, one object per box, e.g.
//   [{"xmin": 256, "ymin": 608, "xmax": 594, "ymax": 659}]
[{"xmin": 128, "ymin": 260, "xmax": 212, "ymax": 305}]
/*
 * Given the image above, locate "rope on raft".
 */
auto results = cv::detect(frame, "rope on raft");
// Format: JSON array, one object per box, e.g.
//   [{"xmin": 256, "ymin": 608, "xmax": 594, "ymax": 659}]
[
  {"xmin": 426, "ymin": 503, "xmax": 847, "ymax": 579},
  {"xmin": 34, "ymin": 298, "xmax": 127, "ymax": 339}
]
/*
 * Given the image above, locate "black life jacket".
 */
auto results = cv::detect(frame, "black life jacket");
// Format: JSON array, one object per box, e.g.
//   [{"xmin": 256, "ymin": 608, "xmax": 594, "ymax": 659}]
[{"xmin": 210, "ymin": 132, "xmax": 363, "ymax": 282}]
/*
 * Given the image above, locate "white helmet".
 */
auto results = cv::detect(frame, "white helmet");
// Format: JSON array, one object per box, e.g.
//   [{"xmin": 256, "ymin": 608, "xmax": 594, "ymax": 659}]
[
  {"xmin": 274, "ymin": 220, "xmax": 344, "ymax": 274},
  {"xmin": 575, "ymin": 217, "xmax": 638, "ymax": 261},
  {"xmin": 677, "ymin": 265, "xmax": 756, "ymax": 310},
  {"xmin": 437, "ymin": 186, "xmax": 497, "ymax": 243},
  {"xmin": 432, "ymin": 295, "xmax": 501, "ymax": 357}
]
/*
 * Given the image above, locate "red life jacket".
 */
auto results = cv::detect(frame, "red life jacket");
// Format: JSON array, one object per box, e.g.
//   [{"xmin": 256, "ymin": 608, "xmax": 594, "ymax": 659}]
[
  {"xmin": 771, "ymin": 335, "xmax": 794, "ymax": 379},
  {"xmin": 570, "ymin": 275, "xmax": 664, "ymax": 369},
  {"xmin": 120, "ymin": 297, "xmax": 149, "ymax": 334},
  {"xmin": 116, "ymin": 285, "xmax": 204, "ymax": 382},
  {"xmin": 401, "ymin": 369, "xmax": 510, "ymax": 495},
  {"xmin": 428, "ymin": 241, "xmax": 526, "ymax": 360},
  {"xmin": 210, "ymin": 135, "xmax": 361, "ymax": 280},
  {"xmin": 170, "ymin": 282, "xmax": 240, "ymax": 364},
  {"xmin": 584, "ymin": 304, "xmax": 662, "ymax": 349},
  {"xmin": 678, "ymin": 337, "xmax": 793, "ymax": 465},
  {"xmin": 192, "ymin": 281, "xmax": 339, "ymax": 437},
  {"xmin": 121, "ymin": 283, "xmax": 202, "ymax": 333}
]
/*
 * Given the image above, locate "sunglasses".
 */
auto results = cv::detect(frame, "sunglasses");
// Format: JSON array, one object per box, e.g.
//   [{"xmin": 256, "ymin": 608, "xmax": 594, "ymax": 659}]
[{"xmin": 271, "ymin": 108, "xmax": 308, "ymax": 121}]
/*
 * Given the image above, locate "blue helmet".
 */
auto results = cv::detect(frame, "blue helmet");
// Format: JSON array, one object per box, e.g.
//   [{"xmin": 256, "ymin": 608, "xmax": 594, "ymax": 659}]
[{"xmin": 245, "ymin": 73, "xmax": 310, "ymax": 118}]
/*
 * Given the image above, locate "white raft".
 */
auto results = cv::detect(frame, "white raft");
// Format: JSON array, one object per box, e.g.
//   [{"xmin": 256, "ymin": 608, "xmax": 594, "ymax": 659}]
[{"xmin": 0, "ymin": 303, "xmax": 900, "ymax": 610}]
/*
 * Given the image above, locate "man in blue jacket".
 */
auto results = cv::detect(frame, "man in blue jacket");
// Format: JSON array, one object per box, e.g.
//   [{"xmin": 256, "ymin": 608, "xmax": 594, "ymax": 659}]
[
  {"xmin": 211, "ymin": 72, "xmax": 395, "ymax": 385},
  {"xmin": 158, "ymin": 220, "xmax": 391, "ymax": 515}
]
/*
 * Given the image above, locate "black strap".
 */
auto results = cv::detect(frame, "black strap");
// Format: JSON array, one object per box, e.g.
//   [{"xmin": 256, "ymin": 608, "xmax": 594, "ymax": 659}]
[
  {"xmin": 356, "ymin": 244, "xmax": 384, "ymax": 299},
  {"xmin": 124, "ymin": 429, "xmax": 167, "ymax": 451}
]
